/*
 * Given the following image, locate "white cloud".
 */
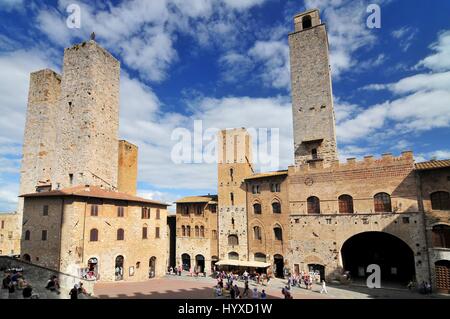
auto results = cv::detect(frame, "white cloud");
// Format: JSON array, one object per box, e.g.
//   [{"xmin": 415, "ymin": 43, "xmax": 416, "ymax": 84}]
[
  {"xmin": 415, "ymin": 150, "xmax": 450, "ymax": 163},
  {"xmin": 417, "ymin": 31, "xmax": 450, "ymax": 72},
  {"xmin": 249, "ymin": 40, "xmax": 290, "ymax": 90},
  {"xmin": 391, "ymin": 26, "xmax": 418, "ymax": 52},
  {"xmin": 0, "ymin": 182, "xmax": 19, "ymax": 212},
  {"xmin": 0, "ymin": 0, "xmax": 23, "ymax": 12}
]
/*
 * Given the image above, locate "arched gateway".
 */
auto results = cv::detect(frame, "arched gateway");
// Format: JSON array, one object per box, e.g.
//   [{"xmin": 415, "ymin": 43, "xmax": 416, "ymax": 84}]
[{"xmin": 341, "ymin": 231, "xmax": 415, "ymax": 284}]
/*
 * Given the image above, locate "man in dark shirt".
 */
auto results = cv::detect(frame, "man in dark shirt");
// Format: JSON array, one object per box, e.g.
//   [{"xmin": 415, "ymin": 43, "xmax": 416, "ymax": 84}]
[
  {"xmin": 69, "ymin": 285, "xmax": 78, "ymax": 299},
  {"xmin": 22, "ymin": 285, "xmax": 33, "ymax": 298}
]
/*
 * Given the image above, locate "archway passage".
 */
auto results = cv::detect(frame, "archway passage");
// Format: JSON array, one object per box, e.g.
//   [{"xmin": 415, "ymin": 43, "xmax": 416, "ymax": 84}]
[
  {"xmin": 149, "ymin": 256, "xmax": 156, "ymax": 278},
  {"xmin": 195, "ymin": 255, "xmax": 205, "ymax": 274},
  {"xmin": 341, "ymin": 232, "xmax": 415, "ymax": 285},
  {"xmin": 181, "ymin": 254, "xmax": 191, "ymax": 271},
  {"xmin": 308, "ymin": 264, "xmax": 325, "ymax": 281},
  {"xmin": 115, "ymin": 255, "xmax": 124, "ymax": 281},
  {"xmin": 274, "ymin": 254, "xmax": 284, "ymax": 278},
  {"xmin": 435, "ymin": 260, "xmax": 450, "ymax": 293}
]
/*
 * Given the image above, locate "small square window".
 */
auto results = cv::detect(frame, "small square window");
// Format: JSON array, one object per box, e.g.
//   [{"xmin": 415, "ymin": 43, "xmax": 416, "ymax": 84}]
[{"xmin": 402, "ymin": 217, "xmax": 410, "ymax": 224}]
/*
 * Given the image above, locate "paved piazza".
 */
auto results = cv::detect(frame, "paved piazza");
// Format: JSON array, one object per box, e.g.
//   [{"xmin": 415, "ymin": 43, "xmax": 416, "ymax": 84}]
[{"xmin": 93, "ymin": 275, "xmax": 450, "ymax": 299}]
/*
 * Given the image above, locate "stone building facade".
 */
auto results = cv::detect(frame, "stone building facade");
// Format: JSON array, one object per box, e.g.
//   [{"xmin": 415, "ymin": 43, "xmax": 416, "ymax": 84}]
[
  {"xmin": 0, "ymin": 212, "xmax": 21, "ymax": 256},
  {"xmin": 175, "ymin": 195, "xmax": 218, "ymax": 274},
  {"xmin": 15, "ymin": 39, "xmax": 171, "ymax": 283},
  {"xmin": 20, "ymin": 186, "xmax": 168, "ymax": 282},
  {"xmin": 175, "ymin": 9, "xmax": 450, "ymax": 292}
]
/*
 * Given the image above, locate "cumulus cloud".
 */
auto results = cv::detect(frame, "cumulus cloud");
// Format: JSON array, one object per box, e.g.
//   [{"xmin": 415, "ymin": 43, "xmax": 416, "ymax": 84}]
[{"xmin": 416, "ymin": 30, "xmax": 450, "ymax": 71}]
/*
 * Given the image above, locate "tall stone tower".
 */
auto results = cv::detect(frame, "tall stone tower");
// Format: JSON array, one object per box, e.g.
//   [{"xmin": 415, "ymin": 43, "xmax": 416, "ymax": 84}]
[
  {"xmin": 52, "ymin": 40, "xmax": 120, "ymax": 190},
  {"xmin": 289, "ymin": 9, "xmax": 338, "ymax": 166},
  {"xmin": 217, "ymin": 128, "xmax": 253, "ymax": 261},
  {"xmin": 18, "ymin": 69, "xmax": 61, "ymax": 213},
  {"xmin": 118, "ymin": 140, "xmax": 138, "ymax": 195}
]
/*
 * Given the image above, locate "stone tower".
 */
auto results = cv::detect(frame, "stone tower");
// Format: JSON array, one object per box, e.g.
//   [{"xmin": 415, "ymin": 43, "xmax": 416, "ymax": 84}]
[
  {"xmin": 18, "ymin": 69, "xmax": 62, "ymax": 213},
  {"xmin": 217, "ymin": 128, "xmax": 253, "ymax": 261},
  {"xmin": 52, "ymin": 40, "xmax": 120, "ymax": 190},
  {"xmin": 118, "ymin": 140, "xmax": 138, "ymax": 195},
  {"xmin": 289, "ymin": 9, "xmax": 338, "ymax": 166}
]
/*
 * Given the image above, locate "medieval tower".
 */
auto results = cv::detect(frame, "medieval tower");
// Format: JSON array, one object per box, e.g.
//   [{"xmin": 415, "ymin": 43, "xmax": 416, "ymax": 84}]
[
  {"xmin": 217, "ymin": 129, "xmax": 253, "ymax": 262},
  {"xmin": 288, "ymin": 9, "xmax": 338, "ymax": 166},
  {"xmin": 52, "ymin": 40, "xmax": 120, "ymax": 190}
]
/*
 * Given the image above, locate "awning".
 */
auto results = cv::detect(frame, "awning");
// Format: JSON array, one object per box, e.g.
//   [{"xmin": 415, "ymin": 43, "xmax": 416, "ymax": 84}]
[{"xmin": 215, "ymin": 260, "xmax": 271, "ymax": 268}]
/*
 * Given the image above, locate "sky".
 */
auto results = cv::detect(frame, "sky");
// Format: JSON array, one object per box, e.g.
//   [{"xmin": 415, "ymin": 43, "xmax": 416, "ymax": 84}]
[{"xmin": 0, "ymin": 0, "xmax": 449, "ymax": 212}]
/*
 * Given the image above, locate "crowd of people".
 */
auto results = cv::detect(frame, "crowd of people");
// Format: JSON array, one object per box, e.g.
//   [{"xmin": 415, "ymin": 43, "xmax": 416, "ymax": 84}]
[
  {"xmin": 2, "ymin": 268, "xmax": 35, "ymax": 299},
  {"xmin": 213, "ymin": 273, "xmax": 268, "ymax": 299}
]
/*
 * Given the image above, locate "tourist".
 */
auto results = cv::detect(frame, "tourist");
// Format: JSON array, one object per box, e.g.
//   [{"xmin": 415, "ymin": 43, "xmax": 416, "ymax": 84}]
[
  {"xmin": 45, "ymin": 276, "xmax": 61, "ymax": 294},
  {"xmin": 69, "ymin": 285, "xmax": 78, "ymax": 299},
  {"xmin": 8, "ymin": 280, "xmax": 15, "ymax": 296},
  {"xmin": 234, "ymin": 284, "xmax": 241, "ymax": 299},
  {"xmin": 215, "ymin": 285, "xmax": 223, "ymax": 297},
  {"xmin": 252, "ymin": 287, "xmax": 259, "ymax": 299},
  {"xmin": 320, "ymin": 280, "xmax": 328, "ymax": 294},
  {"xmin": 425, "ymin": 282, "xmax": 432, "ymax": 294},
  {"xmin": 22, "ymin": 284, "xmax": 32, "ymax": 299},
  {"xmin": 2, "ymin": 274, "xmax": 11, "ymax": 289},
  {"xmin": 77, "ymin": 282, "xmax": 88, "ymax": 296},
  {"xmin": 230, "ymin": 285, "xmax": 236, "ymax": 299},
  {"xmin": 261, "ymin": 289, "xmax": 267, "ymax": 299},
  {"xmin": 243, "ymin": 280, "xmax": 250, "ymax": 298}
]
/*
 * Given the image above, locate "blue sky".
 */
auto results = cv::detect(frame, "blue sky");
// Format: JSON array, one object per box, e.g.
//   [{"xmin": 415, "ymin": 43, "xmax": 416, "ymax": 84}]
[{"xmin": 0, "ymin": 0, "xmax": 449, "ymax": 211}]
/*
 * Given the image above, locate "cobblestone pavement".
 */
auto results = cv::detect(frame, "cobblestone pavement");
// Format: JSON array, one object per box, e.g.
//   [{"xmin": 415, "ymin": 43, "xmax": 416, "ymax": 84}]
[{"xmin": 94, "ymin": 274, "xmax": 450, "ymax": 299}]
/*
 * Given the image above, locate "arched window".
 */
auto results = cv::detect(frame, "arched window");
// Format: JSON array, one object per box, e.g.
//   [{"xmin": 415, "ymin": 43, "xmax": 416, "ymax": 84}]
[
  {"xmin": 307, "ymin": 196, "xmax": 320, "ymax": 214},
  {"xmin": 200, "ymin": 226, "xmax": 205, "ymax": 238},
  {"xmin": 228, "ymin": 252, "xmax": 239, "ymax": 260},
  {"xmin": 182, "ymin": 225, "xmax": 186, "ymax": 237},
  {"xmin": 253, "ymin": 226, "xmax": 262, "ymax": 240},
  {"xmin": 274, "ymin": 226, "xmax": 283, "ymax": 241},
  {"xmin": 374, "ymin": 193, "xmax": 392, "ymax": 213},
  {"xmin": 24, "ymin": 230, "xmax": 30, "ymax": 241},
  {"xmin": 253, "ymin": 203, "xmax": 262, "ymax": 214},
  {"xmin": 117, "ymin": 228, "xmax": 125, "ymax": 241},
  {"xmin": 195, "ymin": 226, "xmax": 199, "ymax": 237},
  {"xmin": 432, "ymin": 225, "xmax": 450, "ymax": 248},
  {"xmin": 90, "ymin": 228, "xmax": 98, "ymax": 242},
  {"xmin": 228, "ymin": 234, "xmax": 239, "ymax": 246},
  {"xmin": 338, "ymin": 195, "xmax": 354, "ymax": 214},
  {"xmin": 272, "ymin": 201, "xmax": 281, "ymax": 214},
  {"xmin": 302, "ymin": 15, "xmax": 312, "ymax": 29},
  {"xmin": 254, "ymin": 253, "xmax": 266, "ymax": 262},
  {"xmin": 431, "ymin": 192, "xmax": 450, "ymax": 210},
  {"xmin": 142, "ymin": 226, "xmax": 148, "ymax": 239},
  {"xmin": 187, "ymin": 226, "xmax": 191, "ymax": 237}
]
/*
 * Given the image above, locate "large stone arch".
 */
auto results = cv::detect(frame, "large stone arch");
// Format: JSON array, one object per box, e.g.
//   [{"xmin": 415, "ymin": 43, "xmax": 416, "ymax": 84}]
[{"xmin": 340, "ymin": 231, "xmax": 416, "ymax": 284}]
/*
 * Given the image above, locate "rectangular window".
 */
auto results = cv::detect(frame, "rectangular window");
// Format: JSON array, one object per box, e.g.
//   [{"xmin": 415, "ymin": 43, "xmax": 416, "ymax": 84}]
[
  {"xmin": 1, "ymin": 220, "xmax": 4, "ymax": 229},
  {"xmin": 91, "ymin": 205, "xmax": 99, "ymax": 217},
  {"xmin": 326, "ymin": 218, "xmax": 332, "ymax": 225},
  {"xmin": 141, "ymin": 207, "xmax": 150, "ymax": 219},
  {"xmin": 8, "ymin": 231, "xmax": 13, "ymax": 239},
  {"xmin": 270, "ymin": 184, "xmax": 275, "ymax": 192},
  {"xmin": 43, "ymin": 205, "xmax": 49, "ymax": 216},
  {"xmin": 69, "ymin": 173, "xmax": 74, "ymax": 185},
  {"xmin": 41, "ymin": 230, "xmax": 47, "ymax": 241},
  {"xmin": 182, "ymin": 205, "xmax": 189, "ymax": 215},
  {"xmin": 156, "ymin": 209, "xmax": 160, "ymax": 220},
  {"xmin": 402, "ymin": 217, "xmax": 410, "ymax": 224},
  {"xmin": 118, "ymin": 206, "xmax": 124, "ymax": 217},
  {"xmin": 155, "ymin": 227, "xmax": 160, "ymax": 238},
  {"xmin": 210, "ymin": 205, "xmax": 217, "ymax": 213},
  {"xmin": 230, "ymin": 193, "xmax": 234, "ymax": 206},
  {"xmin": 256, "ymin": 185, "xmax": 260, "ymax": 194},
  {"xmin": 142, "ymin": 227, "xmax": 148, "ymax": 239}
]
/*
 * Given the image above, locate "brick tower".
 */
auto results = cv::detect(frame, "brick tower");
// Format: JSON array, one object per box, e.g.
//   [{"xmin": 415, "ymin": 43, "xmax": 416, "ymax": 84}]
[
  {"xmin": 289, "ymin": 9, "xmax": 338, "ymax": 166},
  {"xmin": 217, "ymin": 128, "xmax": 253, "ymax": 261}
]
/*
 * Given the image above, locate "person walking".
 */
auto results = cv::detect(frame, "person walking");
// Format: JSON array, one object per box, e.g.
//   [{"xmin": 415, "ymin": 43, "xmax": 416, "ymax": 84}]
[
  {"xmin": 243, "ymin": 280, "xmax": 250, "ymax": 298},
  {"xmin": 260, "ymin": 289, "xmax": 267, "ymax": 299},
  {"xmin": 252, "ymin": 288, "xmax": 259, "ymax": 299},
  {"xmin": 320, "ymin": 280, "xmax": 328, "ymax": 294}
]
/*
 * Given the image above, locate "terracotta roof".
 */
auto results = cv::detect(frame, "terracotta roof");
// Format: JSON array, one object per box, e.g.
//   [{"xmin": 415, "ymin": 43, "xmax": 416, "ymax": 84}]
[
  {"xmin": 244, "ymin": 170, "xmax": 288, "ymax": 181},
  {"xmin": 20, "ymin": 185, "xmax": 169, "ymax": 206},
  {"xmin": 415, "ymin": 159, "xmax": 450, "ymax": 170},
  {"xmin": 174, "ymin": 195, "xmax": 218, "ymax": 204}
]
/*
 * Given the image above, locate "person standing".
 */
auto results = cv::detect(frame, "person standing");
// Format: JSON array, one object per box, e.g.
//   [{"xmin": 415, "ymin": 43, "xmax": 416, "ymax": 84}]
[
  {"xmin": 320, "ymin": 280, "xmax": 328, "ymax": 294},
  {"xmin": 261, "ymin": 289, "xmax": 267, "ymax": 299},
  {"xmin": 69, "ymin": 285, "xmax": 78, "ymax": 299},
  {"xmin": 243, "ymin": 280, "xmax": 250, "ymax": 298},
  {"xmin": 252, "ymin": 288, "xmax": 259, "ymax": 299},
  {"xmin": 22, "ymin": 284, "xmax": 32, "ymax": 299}
]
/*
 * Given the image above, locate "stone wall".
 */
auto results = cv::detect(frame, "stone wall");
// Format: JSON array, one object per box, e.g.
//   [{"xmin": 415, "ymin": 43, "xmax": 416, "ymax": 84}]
[{"xmin": 0, "ymin": 213, "xmax": 21, "ymax": 256}]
